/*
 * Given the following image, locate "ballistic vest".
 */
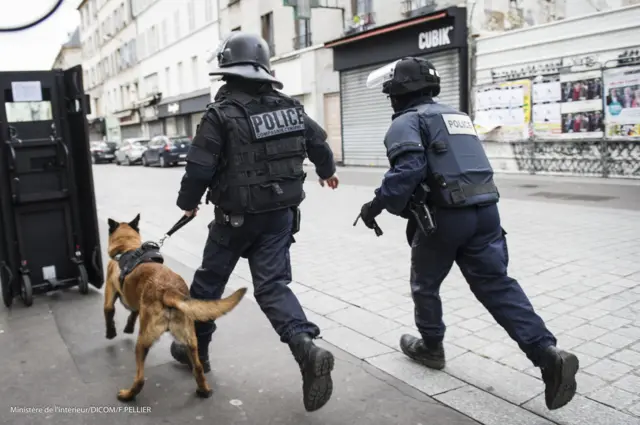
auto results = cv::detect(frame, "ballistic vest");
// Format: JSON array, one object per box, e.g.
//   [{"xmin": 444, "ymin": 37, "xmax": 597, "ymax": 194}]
[
  {"xmin": 208, "ymin": 89, "xmax": 307, "ymax": 214},
  {"xmin": 414, "ymin": 102, "xmax": 499, "ymax": 207}
]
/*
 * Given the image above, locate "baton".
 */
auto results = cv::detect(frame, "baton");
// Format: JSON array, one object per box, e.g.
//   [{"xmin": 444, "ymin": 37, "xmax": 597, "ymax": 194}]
[{"xmin": 353, "ymin": 213, "xmax": 383, "ymax": 237}]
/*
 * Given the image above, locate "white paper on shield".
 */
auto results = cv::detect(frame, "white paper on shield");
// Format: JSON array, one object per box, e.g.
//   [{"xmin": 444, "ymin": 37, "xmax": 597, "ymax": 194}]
[{"xmin": 11, "ymin": 81, "xmax": 42, "ymax": 102}]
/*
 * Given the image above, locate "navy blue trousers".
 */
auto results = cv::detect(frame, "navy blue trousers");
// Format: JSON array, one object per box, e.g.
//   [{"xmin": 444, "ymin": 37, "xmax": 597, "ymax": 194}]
[
  {"xmin": 410, "ymin": 203, "xmax": 557, "ymax": 366},
  {"xmin": 190, "ymin": 208, "xmax": 319, "ymax": 345}
]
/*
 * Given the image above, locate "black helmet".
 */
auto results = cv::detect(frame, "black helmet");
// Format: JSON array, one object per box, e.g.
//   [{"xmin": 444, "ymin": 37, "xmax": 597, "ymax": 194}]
[
  {"xmin": 379, "ymin": 57, "xmax": 440, "ymax": 97},
  {"xmin": 209, "ymin": 31, "xmax": 283, "ymax": 90}
]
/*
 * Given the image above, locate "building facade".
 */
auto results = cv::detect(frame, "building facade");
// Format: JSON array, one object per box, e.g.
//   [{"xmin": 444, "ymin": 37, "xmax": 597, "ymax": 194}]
[
  {"xmin": 472, "ymin": 0, "xmax": 640, "ymax": 179},
  {"xmin": 78, "ymin": 0, "xmax": 220, "ymax": 142},
  {"xmin": 52, "ymin": 28, "xmax": 83, "ymax": 70}
]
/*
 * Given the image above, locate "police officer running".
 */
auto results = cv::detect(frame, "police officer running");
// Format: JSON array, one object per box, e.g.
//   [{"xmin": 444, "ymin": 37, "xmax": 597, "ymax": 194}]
[
  {"xmin": 170, "ymin": 32, "xmax": 340, "ymax": 412},
  {"xmin": 358, "ymin": 57, "xmax": 579, "ymax": 411}
]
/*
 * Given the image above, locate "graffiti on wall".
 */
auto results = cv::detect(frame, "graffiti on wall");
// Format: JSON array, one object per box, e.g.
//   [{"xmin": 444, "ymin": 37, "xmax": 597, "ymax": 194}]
[
  {"xmin": 480, "ymin": 0, "xmax": 565, "ymax": 33},
  {"xmin": 502, "ymin": 140, "xmax": 640, "ymax": 177}
]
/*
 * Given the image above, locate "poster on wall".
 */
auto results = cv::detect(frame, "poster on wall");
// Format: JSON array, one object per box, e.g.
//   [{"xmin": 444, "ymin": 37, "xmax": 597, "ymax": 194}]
[
  {"xmin": 532, "ymin": 76, "xmax": 562, "ymax": 136},
  {"xmin": 557, "ymin": 70, "xmax": 604, "ymax": 139},
  {"xmin": 603, "ymin": 64, "xmax": 640, "ymax": 138},
  {"xmin": 473, "ymin": 79, "xmax": 531, "ymax": 141}
]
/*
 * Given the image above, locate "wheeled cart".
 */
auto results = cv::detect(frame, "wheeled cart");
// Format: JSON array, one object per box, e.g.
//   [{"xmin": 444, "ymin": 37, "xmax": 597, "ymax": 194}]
[{"xmin": 0, "ymin": 66, "xmax": 104, "ymax": 307}]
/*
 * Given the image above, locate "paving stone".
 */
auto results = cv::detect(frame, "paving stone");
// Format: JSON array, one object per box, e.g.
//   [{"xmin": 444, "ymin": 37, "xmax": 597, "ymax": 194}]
[
  {"xmin": 297, "ymin": 290, "xmax": 351, "ymax": 315},
  {"xmin": 590, "ymin": 315, "xmax": 633, "ymax": 330},
  {"xmin": 613, "ymin": 375, "xmax": 640, "ymax": 395},
  {"xmin": 367, "ymin": 352, "xmax": 466, "ymax": 396},
  {"xmin": 571, "ymin": 307, "xmax": 610, "ymax": 321},
  {"xmin": 585, "ymin": 358, "xmax": 635, "ymax": 381},
  {"xmin": 452, "ymin": 334, "xmax": 492, "ymax": 351},
  {"xmin": 595, "ymin": 332, "xmax": 636, "ymax": 349},
  {"xmin": 446, "ymin": 352, "xmax": 543, "ymax": 405},
  {"xmin": 445, "ymin": 325, "xmax": 472, "ymax": 340},
  {"xmin": 566, "ymin": 324, "xmax": 610, "ymax": 340},
  {"xmin": 475, "ymin": 325, "xmax": 509, "ymax": 342},
  {"xmin": 373, "ymin": 326, "xmax": 415, "ymax": 350},
  {"xmin": 524, "ymin": 394, "xmax": 640, "ymax": 425},
  {"xmin": 327, "ymin": 306, "xmax": 401, "ymax": 338},
  {"xmin": 610, "ymin": 349, "xmax": 640, "ymax": 368},
  {"xmin": 475, "ymin": 341, "xmax": 521, "ymax": 361},
  {"xmin": 574, "ymin": 341, "xmax": 618, "ymax": 358},
  {"xmin": 377, "ymin": 306, "xmax": 408, "ymax": 320},
  {"xmin": 305, "ymin": 311, "xmax": 342, "ymax": 332},
  {"xmin": 498, "ymin": 352, "xmax": 536, "ymax": 372},
  {"xmin": 321, "ymin": 326, "xmax": 395, "ymax": 359},
  {"xmin": 545, "ymin": 315, "xmax": 587, "ymax": 332},
  {"xmin": 576, "ymin": 372, "xmax": 608, "ymax": 395},
  {"xmin": 628, "ymin": 402, "xmax": 640, "ymax": 417},
  {"xmin": 540, "ymin": 302, "xmax": 577, "ymax": 315},
  {"xmin": 587, "ymin": 385, "xmax": 640, "ymax": 410},
  {"xmin": 457, "ymin": 317, "xmax": 493, "ymax": 332},
  {"xmin": 555, "ymin": 334, "xmax": 586, "ymax": 350},
  {"xmin": 631, "ymin": 342, "xmax": 640, "ymax": 352},
  {"xmin": 435, "ymin": 385, "xmax": 555, "ymax": 425},
  {"xmin": 615, "ymin": 326, "xmax": 640, "ymax": 341}
]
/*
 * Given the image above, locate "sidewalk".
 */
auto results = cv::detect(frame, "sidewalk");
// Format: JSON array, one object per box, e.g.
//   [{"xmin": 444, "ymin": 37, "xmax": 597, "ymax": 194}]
[
  {"xmin": 88, "ymin": 165, "xmax": 640, "ymax": 424},
  {"xmin": 0, "ymin": 220, "xmax": 479, "ymax": 425}
]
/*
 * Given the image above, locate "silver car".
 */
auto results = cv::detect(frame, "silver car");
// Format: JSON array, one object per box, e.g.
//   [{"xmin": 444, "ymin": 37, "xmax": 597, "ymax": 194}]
[{"xmin": 115, "ymin": 138, "xmax": 150, "ymax": 166}]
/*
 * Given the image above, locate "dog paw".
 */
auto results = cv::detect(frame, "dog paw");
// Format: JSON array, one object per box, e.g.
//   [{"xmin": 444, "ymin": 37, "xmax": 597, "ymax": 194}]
[
  {"xmin": 106, "ymin": 328, "xmax": 117, "ymax": 339},
  {"xmin": 196, "ymin": 388, "xmax": 213, "ymax": 399},
  {"xmin": 117, "ymin": 389, "xmax": 135, "ymax": 402},
  {"xmin": 123, "ymin": 324, "xmax": 135, "ymax": 334}
]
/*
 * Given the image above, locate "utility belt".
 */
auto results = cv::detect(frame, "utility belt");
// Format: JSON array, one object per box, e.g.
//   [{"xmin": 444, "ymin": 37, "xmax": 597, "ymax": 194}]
[{"xmin": 214, "ymin": 205, "xmax": 301, "ymax": 236}]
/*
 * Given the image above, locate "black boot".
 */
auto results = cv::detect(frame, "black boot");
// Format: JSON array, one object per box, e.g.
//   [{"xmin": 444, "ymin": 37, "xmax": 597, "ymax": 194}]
[
  {"xmin": 400, "ymin": 334, "xmax": 445, "ymax": 370},
  {"xmin": 170, "ymin": 340, "xmax": 211, "ymax": 373},
  {"xmin": 539, "ymin": 346, "xmax": 579, "ymax": 410},
  {"xmin": 288, "ymin": 333, "xmax": 335, "ymax": 412}
]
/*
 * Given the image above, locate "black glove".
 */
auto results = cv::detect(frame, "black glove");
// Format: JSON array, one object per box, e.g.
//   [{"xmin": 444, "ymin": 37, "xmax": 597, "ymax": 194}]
[{"xmin": 360, "ymin": 198, "xmax": 383, "ymax": 228}]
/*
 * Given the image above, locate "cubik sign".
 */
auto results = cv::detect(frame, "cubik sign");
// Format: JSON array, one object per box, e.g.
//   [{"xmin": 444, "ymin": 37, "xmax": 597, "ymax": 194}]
[{"xmin": 418, "ymin": 26, "xmax": 454, "ymax": 51}]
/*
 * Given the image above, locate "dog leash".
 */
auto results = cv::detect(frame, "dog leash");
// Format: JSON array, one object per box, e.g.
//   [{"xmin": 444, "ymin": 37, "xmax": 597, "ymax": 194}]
[{"xmin": 157, "ymin": 214, "xmax": 196, "ymax": 248}]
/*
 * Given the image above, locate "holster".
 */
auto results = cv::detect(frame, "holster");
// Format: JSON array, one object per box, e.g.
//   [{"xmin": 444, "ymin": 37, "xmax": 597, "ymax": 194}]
[
  {"xmin": 291, "ymin": 207, "xmax": 300, "ymax": 235},
  {"xmin": 214, "ymin": 207, "xmax": 244, "ymax": 228}
]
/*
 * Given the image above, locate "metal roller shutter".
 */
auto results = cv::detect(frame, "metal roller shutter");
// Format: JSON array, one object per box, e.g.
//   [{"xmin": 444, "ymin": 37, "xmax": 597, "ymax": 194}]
[
  {"xmin": 340, "ymin": 50, "xmax": 460, "ymax": 166},
  {"xmin": 120, "ymin": 124, "xmax": 142, "ymax": 139},
  {"xmin": 149, "ymin": 121, "xmax": 163, "ymax": 137}
]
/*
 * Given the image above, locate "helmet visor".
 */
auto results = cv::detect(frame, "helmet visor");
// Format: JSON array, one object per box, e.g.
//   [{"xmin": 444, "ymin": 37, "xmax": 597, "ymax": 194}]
[{"xmin": 366, "ymin": 59, "xmax": 400, "ymax": 89}]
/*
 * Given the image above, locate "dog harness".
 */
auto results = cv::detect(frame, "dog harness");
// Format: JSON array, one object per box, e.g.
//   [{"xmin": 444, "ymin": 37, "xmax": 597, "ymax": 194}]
[{"xmin": 113, "ymin": 241, "xmax": 165, "ymax": 285}]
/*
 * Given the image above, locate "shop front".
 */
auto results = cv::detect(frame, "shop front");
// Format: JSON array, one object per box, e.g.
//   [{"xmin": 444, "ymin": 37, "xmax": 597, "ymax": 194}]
[
  {"xmin": 157, "ymin": 89, "xmax": 210, "ymax": 138},
  {"xmin": 140, "ymin": 105, "xmax": 163, "ymax": 138},
  {"xmin": 324, "ymin": 7, "xmax": 468, "ymax": 166},
  {"xmin": 474, "ymin": 4, "xmax": 640, "ymax": 179},
  {"xmin": 115, "ymin": 108, "xmax": 143, "ymax": 139}
]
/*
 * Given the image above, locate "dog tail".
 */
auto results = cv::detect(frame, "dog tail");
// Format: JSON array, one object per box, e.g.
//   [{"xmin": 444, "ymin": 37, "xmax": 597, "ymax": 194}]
[{"xmin": 163, "ymin": 287, "xmax": 248, "ymax": 321}]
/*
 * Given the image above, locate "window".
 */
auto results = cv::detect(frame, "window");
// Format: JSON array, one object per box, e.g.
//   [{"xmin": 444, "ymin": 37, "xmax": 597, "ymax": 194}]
[
  {"xmin": 352, "ymin": 0, "xmax": 372, "ymax": 15},
  {"xmin": 174, "ymin": 11, "xmax": 181, "ymax": 40},
  {"xmin": 261, "ymin": 12, "xmax": 274, "ymax": 56},
  {"xmin": 205, "ymin": 0, "xmax": 214, "ymax": 22},
  {"xmin": 187, "ymin": 0, "xmax": 196, "ymax": 32},
  {"xmin": 165, "ymin": 66, "xmax": 171, "ymax": 96},
  {"xmin": 191, "ymin": 56, "xmax": 199, "ymax": 90},
  {"xmin": 294, "ymin": 18, "xmax": 311, "ymax": 50},
  {"xmin": 161, "ymin": 19, "xmax": 168, "ymax": 47},
  {"xmin": 177, "ymin": 62, "xmax": 183, "ymax": 93},
  {"xmin": 144, "ymin": 73, "xmax": 159, "ymax": 96}
]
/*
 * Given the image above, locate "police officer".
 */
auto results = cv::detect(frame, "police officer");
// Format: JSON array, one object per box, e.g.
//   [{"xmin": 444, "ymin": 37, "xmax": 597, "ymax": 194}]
[
  {"xmin": 358, "ymin": 57, "xmax": 579, "ymax": 411},
  {"xmin": 170, "ymin": 32, "xmax": 339, "ymax": 412}
]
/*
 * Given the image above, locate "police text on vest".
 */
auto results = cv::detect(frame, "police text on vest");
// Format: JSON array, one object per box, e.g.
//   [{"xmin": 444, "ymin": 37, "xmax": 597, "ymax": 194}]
[
  {"xmin": 418, "ymin": 26, "xmax": 453, "ymax": 50},
  {"xmin": 250, "ymin": 107, "xmax": 305, "ymax": 139},
  {"xmin": 441, "ymin": 114, "xmax": 478, "ymax": 136}
]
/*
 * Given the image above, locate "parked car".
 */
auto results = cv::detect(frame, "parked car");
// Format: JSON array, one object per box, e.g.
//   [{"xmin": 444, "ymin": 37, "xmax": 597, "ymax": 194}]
[
  {"xmin": 142, "ymin": 135, "xmax": 191, "ymax": 168},
  {"xmin": 90, "ymin": 141, "xmax": 116, "ymax": 164},
  {"xmin": 115, "ymin": 138, "xmax": 150, "ymax": 166}
]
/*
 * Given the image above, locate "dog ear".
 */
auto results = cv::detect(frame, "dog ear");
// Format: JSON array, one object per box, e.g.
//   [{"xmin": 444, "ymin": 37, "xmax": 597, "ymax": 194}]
[
  {"xmin": 128, "ymin": 214, "xmax": 141, "ymax": 232},
  {"xmin": 108, "ymin": 218, "xmax": 119, "ymax": 234}
]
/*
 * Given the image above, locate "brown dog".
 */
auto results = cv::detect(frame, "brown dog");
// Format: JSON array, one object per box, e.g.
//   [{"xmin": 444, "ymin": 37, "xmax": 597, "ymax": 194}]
[{"xmin": 104, "ymin": 213, "xmax": 247, "ymax": 402}]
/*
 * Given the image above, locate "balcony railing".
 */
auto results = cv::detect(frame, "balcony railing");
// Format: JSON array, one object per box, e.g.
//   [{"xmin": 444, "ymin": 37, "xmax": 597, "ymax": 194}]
[
  {"xmin": 401, "ymin": 0, "xmax": 438, "ymax": 17},
  {"xmin": 292, "ymin": 34, "xmax": 312, "ymax": 51},
  {"xmin": 344, "ymin": 12, "xmax": 376, "ymax": 35}
]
